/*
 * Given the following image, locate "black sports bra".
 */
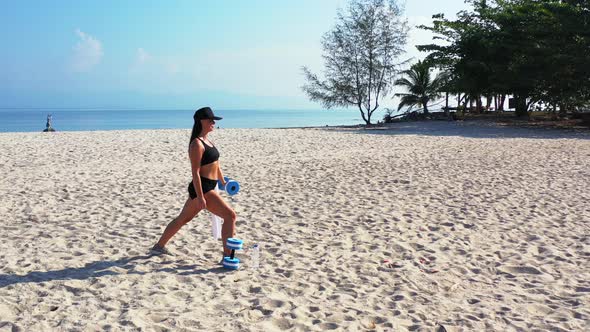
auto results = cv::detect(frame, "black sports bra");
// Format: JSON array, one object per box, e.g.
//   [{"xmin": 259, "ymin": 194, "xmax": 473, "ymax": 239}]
[{"xmin": 197, "ymin": 137, "xmax": 220, "ymax": 166}]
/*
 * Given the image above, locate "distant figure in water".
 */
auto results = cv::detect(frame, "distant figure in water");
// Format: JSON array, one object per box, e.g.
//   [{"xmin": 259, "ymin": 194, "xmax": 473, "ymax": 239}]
[
  {"xmin": 43, "ymin": 114, "xmax": 55, "ymax": 132},
  {"xmin": 151, "ymin": 107, "xmax": 237, "ymax": 260}
]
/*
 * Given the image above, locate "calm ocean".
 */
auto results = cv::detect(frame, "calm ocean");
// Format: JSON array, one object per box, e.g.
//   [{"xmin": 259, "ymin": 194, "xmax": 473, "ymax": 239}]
[{"xmin": 0, "ymin": 108, "xmax": 381, "ymax": 133}]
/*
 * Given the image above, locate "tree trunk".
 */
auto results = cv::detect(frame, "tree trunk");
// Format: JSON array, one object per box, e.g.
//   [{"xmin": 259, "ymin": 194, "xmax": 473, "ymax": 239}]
[
  {"xmin": 499, "ymin": 94, "xmax": 506, "ymax": 111},
  {"xmin": 494, "ymin": 95, "xmax": 498, "ymax": 113},
  {"xmin": 514, "ymin": 96, "xmax": 528, "ymax": 118},
  {"xmin": 445, "ymin": 92, "xmax": 450, "ymax": 119},
  {"xmin": 457, "ymin": 93, "xmax": 463, "ymax": 119},
  {"xmin": 461, "ymin": 95, "xmax": 468, "ymax": 120},
  {"xmin": 551, "ymin": 104, "xmax": 558, "ymax": 120},
  {"xmin": 358, "ymin": 106, "xmax": 370, "ymax": 125},
  {"xmin": 476, "ymin": 96, "xmax": 483, "ymax": 114},
  {"xmin": 558, "ymin": 103, "xmax": 567, "ymax": 117}
]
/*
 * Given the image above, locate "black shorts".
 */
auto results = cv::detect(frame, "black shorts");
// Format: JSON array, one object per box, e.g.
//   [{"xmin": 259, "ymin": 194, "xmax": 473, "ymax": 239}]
[{"xmin": 188, "ymin": 177, "xmax": 218, "ymax": 199}]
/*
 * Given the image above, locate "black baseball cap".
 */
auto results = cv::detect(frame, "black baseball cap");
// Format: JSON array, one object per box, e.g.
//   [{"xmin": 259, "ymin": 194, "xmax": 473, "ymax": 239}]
[{"xmin": 193, "ymin": 107, "xmax": 222, "ymax": 120}]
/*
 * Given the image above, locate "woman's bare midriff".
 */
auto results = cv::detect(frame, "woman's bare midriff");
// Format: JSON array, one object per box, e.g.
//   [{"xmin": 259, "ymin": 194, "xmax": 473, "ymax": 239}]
[{"xmin": 199, "ymin": 162, "xmax": 219, "ymax": 180}]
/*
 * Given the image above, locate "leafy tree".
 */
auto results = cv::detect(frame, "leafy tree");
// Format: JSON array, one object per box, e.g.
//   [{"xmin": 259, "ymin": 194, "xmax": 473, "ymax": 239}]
[
  {"xmin": 394, "ymin": 60, "xmax": 447, "ymax": 115},
  {"xmin": 417, "ymin": 2, "xmax": 500, "ymax": 114},
  {"xmin": 482, "ymin": 0, "xmax": 590, "ymax": 115},
  {"xmin": 302, "ymin": 0, "xmax": 409, "ymax": 125},
  {"xmin": 538, "ymin": 0, "xmax": 590, "ymax": 112},
  {"xmin": 418, "ymin": 0, "xmax": 590, "ymax": 118}
]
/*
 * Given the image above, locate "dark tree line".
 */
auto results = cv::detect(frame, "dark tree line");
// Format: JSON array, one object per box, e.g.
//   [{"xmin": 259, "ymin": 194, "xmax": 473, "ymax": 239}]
[{"xmin": 417, "ymin": 0, "xmax": 590, "ymax": 118}]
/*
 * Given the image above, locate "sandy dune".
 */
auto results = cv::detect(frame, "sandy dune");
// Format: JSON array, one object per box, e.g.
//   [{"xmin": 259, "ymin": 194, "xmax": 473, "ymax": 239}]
[{"xmin": 1, "ymin": 121, "xmax": 589, "ymax": 331}]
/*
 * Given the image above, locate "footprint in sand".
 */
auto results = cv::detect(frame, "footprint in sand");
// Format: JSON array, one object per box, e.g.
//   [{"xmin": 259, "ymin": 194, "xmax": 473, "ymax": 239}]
[
  {"xmin": 271, "ymin": 318, "xmax": 292, "ymax": 329},
  {"xmin": 526, "ymin": 304, "xmax": 552, "ymax": 316},
  {"xmin": 266, "ymin": 299, "xmax": 287, "ymax": 309},
  {"xmin": 503, "ymin": 266, "xmax": 542, "ymax": 275},
  {"xmin": 309, "ymin": 306, "xmax": 320, "ymax": 313},
  {"xmin": 319, "ymin": 322, "xmax": 340, "ymax": 330}
]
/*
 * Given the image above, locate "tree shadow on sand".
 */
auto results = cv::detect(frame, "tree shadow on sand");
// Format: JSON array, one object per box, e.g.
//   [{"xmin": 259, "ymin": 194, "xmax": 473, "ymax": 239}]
[
  {"xmin": 327, "ymin": 121, "xmax": 590, "ymax": 140},
  {"xmin": 0, "ymin": 254, "xmax": 227, "ymax": 288}
]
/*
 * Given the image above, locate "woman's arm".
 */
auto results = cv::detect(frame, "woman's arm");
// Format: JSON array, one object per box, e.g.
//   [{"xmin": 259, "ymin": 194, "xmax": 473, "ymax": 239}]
[
  {"xmin": 189, "ymin": 139, "xmax": 206, "ymax": 209},
  {"xmin": 217, "ymin": 162, "xmax": 226, "ymax": 186}
]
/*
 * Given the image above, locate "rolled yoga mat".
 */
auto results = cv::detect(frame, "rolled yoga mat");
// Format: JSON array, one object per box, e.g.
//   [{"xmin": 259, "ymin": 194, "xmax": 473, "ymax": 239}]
[{"xmin": 210, "ymin": 213, "xmax": 222, "ymax": 240}]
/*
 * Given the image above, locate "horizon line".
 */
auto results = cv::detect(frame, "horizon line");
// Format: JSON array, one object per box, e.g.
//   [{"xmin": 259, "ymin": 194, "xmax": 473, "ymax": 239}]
[{"xmin": 0, "ymin": 107, "xmax": 357, "ymax": 112}]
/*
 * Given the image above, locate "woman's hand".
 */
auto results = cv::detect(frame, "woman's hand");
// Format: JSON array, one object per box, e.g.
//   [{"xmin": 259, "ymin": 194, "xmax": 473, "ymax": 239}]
[{"xmin": 196, "ymin": 197, "xmax": 207, "ymax": 210}]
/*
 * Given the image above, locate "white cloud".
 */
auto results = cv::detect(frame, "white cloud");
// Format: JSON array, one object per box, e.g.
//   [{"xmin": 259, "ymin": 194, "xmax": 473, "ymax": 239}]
[
  {"xmin": 137, "ymin": 48, "xmax": 152, "ymax": 64},
  {"xmin": 186, "ymin": 44, "xmax": 324, "ymax": 96},
  {"xmin": 124, "ymin": 44, "xmax": 319, "ymax": 97},
  {"xmin": 132, "ymin": 48, "xmax": 180, "ymax": 75},
  {"xmin": 125, "ymin": 19, "xmax": 439, "ymax": 105},
  {"xmin": 165, "ymin": 62, "xmax": 180, "ymax": 74},
  {"xmin": 124, "ymin": 48, "xmax": 189, "ymax": 94},
  {"xmin": 71, "ymin": 29, "xmax": 103, "ymax": 72}
]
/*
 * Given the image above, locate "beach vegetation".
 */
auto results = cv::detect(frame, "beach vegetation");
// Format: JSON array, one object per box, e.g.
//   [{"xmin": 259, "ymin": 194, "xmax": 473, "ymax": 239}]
[
  {"xmin": 394, "ymin": 60, "xmax": 448, "ymax": 116},
  {"xmin": 302, "ymin": 0, "xmax": 409, "ymax": 125},
  {"xmin": 417, "ymin": 0, "xmax": 590, "ymax": 120}
]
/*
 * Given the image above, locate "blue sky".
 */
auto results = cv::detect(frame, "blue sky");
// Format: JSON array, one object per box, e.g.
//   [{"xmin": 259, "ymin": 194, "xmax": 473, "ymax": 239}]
[{"xmin": 0, "ymin": 0, "xmax": 468, "ymax": 110}]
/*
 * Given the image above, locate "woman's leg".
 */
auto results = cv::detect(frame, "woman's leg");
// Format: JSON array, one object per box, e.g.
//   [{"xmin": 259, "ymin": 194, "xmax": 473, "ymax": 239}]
[
  {"xmin": 156, "ymin": 198, "xmax": 201, "ymax": 248},
  {"xmin": 204, "ymin": 191, "xmax": 237, "ymax": 256}
]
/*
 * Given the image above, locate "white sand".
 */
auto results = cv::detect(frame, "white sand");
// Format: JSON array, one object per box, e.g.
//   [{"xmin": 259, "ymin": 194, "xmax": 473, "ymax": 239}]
[{"xmin": 0, "ymin": 122, "xmax": 589, "ymax": 331}]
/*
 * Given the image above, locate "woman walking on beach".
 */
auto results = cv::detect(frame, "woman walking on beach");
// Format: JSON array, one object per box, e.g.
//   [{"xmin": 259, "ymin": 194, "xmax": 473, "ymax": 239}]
[{"xmin": 151, "ymin": 107, "xmax": 237, "ymax": 258}]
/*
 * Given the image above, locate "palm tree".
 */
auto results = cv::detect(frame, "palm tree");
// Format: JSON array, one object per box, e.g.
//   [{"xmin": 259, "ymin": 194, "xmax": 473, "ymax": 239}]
[{"xmin": 394, "ymin": 61, "xmax": 446, "ymax": 115}]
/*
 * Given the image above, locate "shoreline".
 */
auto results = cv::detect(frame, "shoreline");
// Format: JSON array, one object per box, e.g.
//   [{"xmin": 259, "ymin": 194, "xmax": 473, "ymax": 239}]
[{"xmin": 2, "ymin": 115, "xmax": 589, "ymax": 135}]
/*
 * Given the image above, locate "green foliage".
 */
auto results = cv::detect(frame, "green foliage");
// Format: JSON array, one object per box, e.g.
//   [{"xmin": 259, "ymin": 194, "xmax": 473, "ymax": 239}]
[
  {"xmin": 394, "ymin": 60, "xmax": 447, "ymax": 114},
  {"xmin": 302, "ymin": 0, "xmax": 409, "ymax": 125},
  {"xmin": 417, "ymin": 0, "xmax": 590, "ymax": 117}
]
